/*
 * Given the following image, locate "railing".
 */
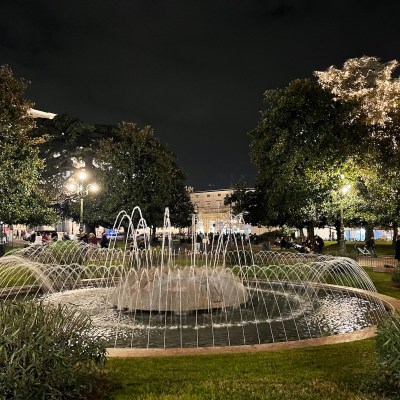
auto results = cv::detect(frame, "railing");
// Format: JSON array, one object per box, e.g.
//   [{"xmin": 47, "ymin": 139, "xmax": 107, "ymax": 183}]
[{"xmin": 356, "ymin": 256, "xmax": 397, "ymax": 270}]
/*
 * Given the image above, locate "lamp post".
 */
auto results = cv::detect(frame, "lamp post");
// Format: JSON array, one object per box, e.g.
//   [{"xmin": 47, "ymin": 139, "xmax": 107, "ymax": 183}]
[
  {"xmin": 68, "ymin": 171, "xmax": 98, "ymax": 233},
  {"xmin": 339, "ymin": 184, "xmax": 351, "ymax": 253}
]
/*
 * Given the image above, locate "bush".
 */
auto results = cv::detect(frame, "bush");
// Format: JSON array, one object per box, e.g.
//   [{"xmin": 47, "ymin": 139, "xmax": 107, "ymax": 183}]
[
  {"xmin": 0, "ymin": 301, "xmax": 110, "ymax": 399},
  {"xmin": 391, "ymin": 266, "xmax": 400, "ymax": 287},
  {"xmin": 376, "ymin": 310, "xmax": 400, "ymax": 390},
  {"xmin": 257, "ymin": 230, "xmax": 283, "ymax": 243}
]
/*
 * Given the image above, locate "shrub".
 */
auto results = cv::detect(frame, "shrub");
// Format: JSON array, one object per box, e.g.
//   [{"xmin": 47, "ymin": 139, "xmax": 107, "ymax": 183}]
[
  {"xmin": 376, "ymin": 310, "xmax": 400, "ymax": 390},
  {"xmin": 0, "ymin": 301, "xmax": 109, "ymax": 399},
  {"xmin": 391, "ymin": 266, "xmax": 400, "ymax": 287}
]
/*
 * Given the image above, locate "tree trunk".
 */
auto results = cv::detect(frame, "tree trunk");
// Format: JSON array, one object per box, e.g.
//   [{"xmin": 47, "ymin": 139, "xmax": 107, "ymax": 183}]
[
  {"xmin": 306, "ymin": 221, "xmax": 315, "ymax": 242},
  {"xmin": 335, "ymin": 219, "xmax": 341, "ymax": 244},
  {"xmin": 365, "ymin": 224, "xmax": 374, "ymax": 241},
  {"xmin": 392, "ymin": 221, "xmax": 398, "ymax": 246},
  {"xmin": 86, "ymin": 223, "xmax": 96, "ymax": 235}
]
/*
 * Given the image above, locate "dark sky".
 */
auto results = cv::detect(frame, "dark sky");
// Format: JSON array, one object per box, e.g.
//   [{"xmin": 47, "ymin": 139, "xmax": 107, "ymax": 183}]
[{"xmin": 1, "ymin": 0, "xmax": 400, "ymax": 190}]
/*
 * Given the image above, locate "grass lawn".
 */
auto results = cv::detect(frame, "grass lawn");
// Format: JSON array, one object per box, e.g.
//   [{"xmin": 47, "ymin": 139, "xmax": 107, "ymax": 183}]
[
  {"xmin": 108, "ymin": 340, "xmax": 384, "ymax": 400},
  {"xmin": 107, "ymin": 265, "xmax": 400, "ymax": 400}
]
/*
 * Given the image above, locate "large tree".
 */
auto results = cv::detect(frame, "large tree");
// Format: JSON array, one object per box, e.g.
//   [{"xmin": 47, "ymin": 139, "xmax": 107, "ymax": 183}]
[
  {"xmin": 94, "ymin": 122, "xmax": 192, "ymax": 232},
  {"xmin": 34, "ymin": 114, "xmax": 112, "ymax": 213},
  {"xmin": 248, "ymin": 78, "xmax": 362, "ymax": 238},
  {"xmin": 315, "ymin": 56, "xmax": 400, "ymax": 239},
  {"xmin": 0, "ymin": 65, "xmax": 56, "ymax": 228}
]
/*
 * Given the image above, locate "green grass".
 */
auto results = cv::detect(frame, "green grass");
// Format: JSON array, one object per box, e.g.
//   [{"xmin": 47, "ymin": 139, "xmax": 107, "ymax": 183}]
[
  {"xmin": 108, "ymin": 340, "xmax": 386, "ymax": 400},
  {"xmin": 107, "ymin": 266, "xmax": 400, "ymax": 400},
  {"xmin": 364, "ymin": 267, "xmax": 400, "ymax": 299}
]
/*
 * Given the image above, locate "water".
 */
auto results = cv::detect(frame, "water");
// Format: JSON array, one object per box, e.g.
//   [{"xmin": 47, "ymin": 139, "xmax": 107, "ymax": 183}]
[{"xmin": 0, "ymin": 208, "xmax": 388, "ymax": 348}]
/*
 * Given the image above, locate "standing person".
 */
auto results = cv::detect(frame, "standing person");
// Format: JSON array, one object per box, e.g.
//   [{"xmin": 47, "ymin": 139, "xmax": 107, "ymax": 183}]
[
  {"xmin": 314, "ymin": 236, "xmax": 324, "ymax": 253},
  {"xmin": 365, "ymin": 236, "xmax": 377, "ymax": 257},
  {"xmin": 395, "ymin": 235, "xmax": 400, "ymax": 264},
  {"xmin": 100, "ymin": 232, "xmax": 109, "ymax": 248},
  {"xmin": 195, "ymin": 233, "xmax": 202, "ymax": 253}
]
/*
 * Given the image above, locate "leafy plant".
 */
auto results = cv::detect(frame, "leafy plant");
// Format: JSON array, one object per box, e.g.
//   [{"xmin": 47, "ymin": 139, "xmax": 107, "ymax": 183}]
[
  {"xmin": 391, "ymin": 267, "xmax": 400, "ymax": 287},
  {"xmin": 376, "ymin": 310, "xmax": 400, "ymax": 391},
  {"xmin": 0, "ymin": 301, "xmax": 110, "ymax": 399}
]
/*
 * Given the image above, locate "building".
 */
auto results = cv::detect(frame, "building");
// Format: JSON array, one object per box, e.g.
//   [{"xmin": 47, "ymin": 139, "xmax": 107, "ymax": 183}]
[{"xmin": 189, "ymin": 188, "xmax": 234, "ymax": 233}]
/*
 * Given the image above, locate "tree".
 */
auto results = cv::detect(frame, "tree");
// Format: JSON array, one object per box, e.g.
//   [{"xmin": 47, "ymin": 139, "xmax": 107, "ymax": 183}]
[
  {"xmin": 315, "ymin": 56, "xmax": 400, "ymax": 130},
  {"xmin": 33, "ymin": 114, "xmax": 112, "ymax": 213},
  {"xmin": 224, "ymin": 180, "xmax": 265, "ymax": 225},
  {"xmin": 0, "ymin": 65, "xmax": 56, "ymax": 228},
  {"xmin": 315, "ymin": 56, "xmax": 400, "ymax": 239},
  {"xmin": 95, "ymin": 122, "xmax": 192, "ymax": 233},
  {"xmin": 248, "ymin": 78, "xmax": 361, "ymax": 238}
]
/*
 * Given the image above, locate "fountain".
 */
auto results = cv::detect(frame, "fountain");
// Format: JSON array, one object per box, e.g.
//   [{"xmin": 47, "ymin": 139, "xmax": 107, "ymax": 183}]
[{"xmin": 0, "ymin": 208, "xmax": 389, "ymax": 349}]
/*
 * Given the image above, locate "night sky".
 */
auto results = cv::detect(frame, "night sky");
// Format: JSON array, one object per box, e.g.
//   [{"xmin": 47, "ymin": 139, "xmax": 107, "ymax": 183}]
[{"xmin": 1, "ymin": 0, "xmax": 400, "ymax": 190}]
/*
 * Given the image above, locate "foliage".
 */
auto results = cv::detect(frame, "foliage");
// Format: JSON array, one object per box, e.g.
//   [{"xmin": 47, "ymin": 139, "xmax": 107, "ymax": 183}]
[
  {"xmin": 95, "ymin": 122, "xmax": 192, "ymax": 230},
  {"xmin": 376, "ymin": 311, "xmax": 400, "ymax": 391},
  {"xmin": 243, "ymin": 56, "xmax": 400, "ymax": 236},
  {"xmin": 315, "ymin": 56, "xmax": 400, "ymax": 130},
  {"xmin": 391, "ymin": 266, "xmax": 400, "ymax": 287},
  {"xmin": 224, "ymin": 179, "xmax": 264, "ymax": 224},
  {"xmin": 248, "ymin": 78, "xmax": 360, "ymax": 234},
  {"xmin": 0, "ymin": 65, "xmax": 56, "ymax": 225},
  {"xmin": 0, "ymin": 301, "xmax": 110, "ymax": 400},
  {"xmin": 35, "ymin": 115, "xmax": 193, "ymax": 230},
  {"xmin": 34, "ymin": 115, "xmax": 114, "ymax": 210},
  {"xmin": 315, "ymin": 56, "xmax": 400, "ymax": 231}
]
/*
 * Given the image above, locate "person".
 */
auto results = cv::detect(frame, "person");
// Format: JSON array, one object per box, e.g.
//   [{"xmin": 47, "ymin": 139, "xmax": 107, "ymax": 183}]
[
  {"xmin": 195, "ymin": 233, "xmax": 202, "ymax": 253},
  {"xmin": 280, "ymin": 237, "xmax": 288, "ymax": 249},
  {"xmin": 314, "ymin": 236, "xmax": 324, "ymax": 253},
  {"xmin": 100, "ymin": 232, "xmax": 109, "ymax": 248},
  {"xmin": 395, "ymin": 235, "xmax": 400, "ymax": 264},
  {"xmin": 365, "ymin": 236, "xmax": 377, "ymax": 257},
  {"xmin": 79, "ymin": 232, "xmax": 88, "ymax": 243},
  {"xmin": 88, "ymin": 232, "xmax": 98, "ymax": 246},
  {"xmin": 29, "ymin": 231, "xmax": 36, "ymax": 243},
  {"xmin": 62, "ymin": 232, "xmax": 70, "ymax": 241},
  {"xmin": 303, "ymin": 237, "xmax": 312, "ymax": 253},
  {"xmin": 33, "ymin": 232, "xmax": 43, "ymax": 246},
  {"xmin": 51, "ymin": 231, "xmax": 58, "ymax": 242}
]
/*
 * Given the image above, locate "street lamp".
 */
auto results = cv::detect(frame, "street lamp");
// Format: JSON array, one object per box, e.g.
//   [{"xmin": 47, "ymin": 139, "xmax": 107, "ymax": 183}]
[
  {"xmin": 67, "ymin": 170, "xmax": 99, "ymax": 233},
  {"xmin": 339, "ymin": 183, "xmax": 351, "ymax": 253}
]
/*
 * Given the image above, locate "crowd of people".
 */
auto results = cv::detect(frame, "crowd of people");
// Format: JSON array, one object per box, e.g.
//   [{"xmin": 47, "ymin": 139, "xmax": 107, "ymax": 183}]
[{"xmin": 275, "ymin": 235, "xmax": 325, "ymax": 253}]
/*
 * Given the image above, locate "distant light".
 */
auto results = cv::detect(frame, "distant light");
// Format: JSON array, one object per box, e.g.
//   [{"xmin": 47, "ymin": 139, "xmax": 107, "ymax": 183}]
[
  {"xmin": 89, "ymin": 183, "xmax": 99, "ymax": 193},
  {"xmin": 67, "ymin": 182, "xmax": 76, "ymax": 192},
  {"xmin": 342, "ymin": 185, "xmax": 351, "ymax": 194},
  {"xmin": 78, "ymin": 171, "xmax": 87, "ymax": 181}
]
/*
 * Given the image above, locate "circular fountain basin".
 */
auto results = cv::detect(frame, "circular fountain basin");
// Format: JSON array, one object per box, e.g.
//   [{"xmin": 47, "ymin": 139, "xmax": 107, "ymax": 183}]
[
  {"xmin": 41, "ymin": 279, "xmax": 386, "ymax": 349},
  {"xmin": 0, "ymin": 238, "xmax": 390, "ymax": 350}
]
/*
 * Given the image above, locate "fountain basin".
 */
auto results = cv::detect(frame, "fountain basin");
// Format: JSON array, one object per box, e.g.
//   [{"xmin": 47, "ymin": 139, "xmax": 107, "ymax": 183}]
[{"xmin": 112, "ymin": 266, "xmax": 248, "ymax": 313}]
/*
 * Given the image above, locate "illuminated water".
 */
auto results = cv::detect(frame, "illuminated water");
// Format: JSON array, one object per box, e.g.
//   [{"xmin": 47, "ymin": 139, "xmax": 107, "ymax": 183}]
[{"xmin": 0, "ymin": 208, "xmax": 387, "ymax": 348}]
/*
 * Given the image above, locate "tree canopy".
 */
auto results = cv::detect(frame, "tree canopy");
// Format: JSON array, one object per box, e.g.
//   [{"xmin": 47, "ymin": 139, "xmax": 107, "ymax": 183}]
[
  {"xmin": 243, "ymin": 56, "xmax": 400, "ymax": 240},
  {"xmin": 94, "ymin": 122, "xmax": 192, "ymax": 231},
  {"xmin": 0, "ymin": 65, "xmax": 56, "ymax": 226},
  {"xmin": 34, "ymin": 116, "xmax": 193, "ymax": 231}
]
